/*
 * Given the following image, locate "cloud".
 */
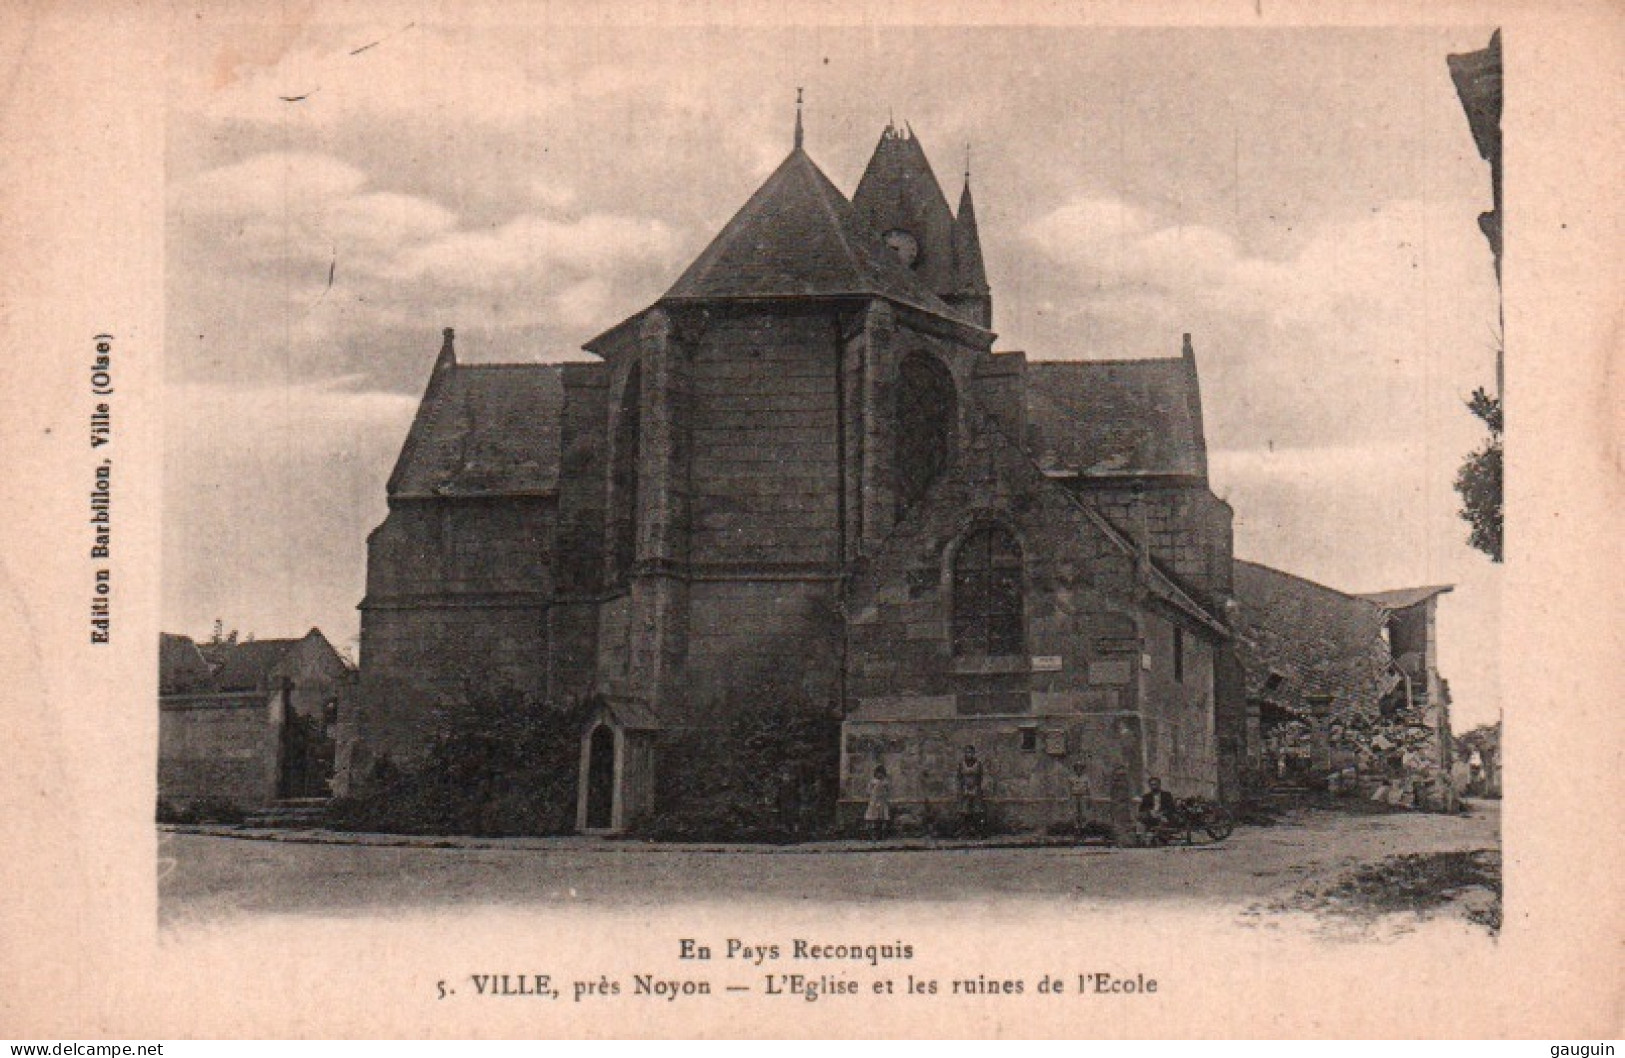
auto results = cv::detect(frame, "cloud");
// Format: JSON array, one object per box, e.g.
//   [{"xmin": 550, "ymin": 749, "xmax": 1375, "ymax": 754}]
[
  {"xmin": 391, "ymin": 213, "xmax": 681, "ymax": 290},
  {"xmin": 174, "ymin": 151, "xmax": 367, "ymax": 218}
]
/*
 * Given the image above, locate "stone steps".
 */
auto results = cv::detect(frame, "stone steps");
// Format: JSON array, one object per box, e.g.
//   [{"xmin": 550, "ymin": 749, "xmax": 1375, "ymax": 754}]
[{"xmin": 244, "ymin": 798, "xmax": 330, "ymax": 829}]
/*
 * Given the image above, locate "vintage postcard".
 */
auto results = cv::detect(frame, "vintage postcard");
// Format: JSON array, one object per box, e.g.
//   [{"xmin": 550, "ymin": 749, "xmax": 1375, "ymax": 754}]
[{"xmin": 0, "ymin": 0, "xmax": 1618, "ymax": 1039}]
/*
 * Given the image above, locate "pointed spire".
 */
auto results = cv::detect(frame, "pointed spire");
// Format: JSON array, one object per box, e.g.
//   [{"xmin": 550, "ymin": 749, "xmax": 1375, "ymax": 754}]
[
  {"xmin": 794, "ymin": 87, "xmax": 804, "ymax": 150},
  {"xmin": 952, "ymin": 172, "xmax": 990, "ymax": 295}
]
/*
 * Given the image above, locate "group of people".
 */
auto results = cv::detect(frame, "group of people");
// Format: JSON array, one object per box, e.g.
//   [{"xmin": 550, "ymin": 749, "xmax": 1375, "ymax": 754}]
[
  {"xmin": 863, "ymin": 746, "xmax": 1181, "ymax": 842},
  {"xmin": 863, "ymin": 745, "xmax": 989, "ymax": 840}
]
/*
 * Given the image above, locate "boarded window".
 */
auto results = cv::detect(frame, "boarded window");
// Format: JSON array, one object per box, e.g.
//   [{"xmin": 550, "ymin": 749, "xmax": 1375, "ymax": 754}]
[
  {"xmin": 895, "ymin": 352, "xmax": 955, "ymax": 513},
  {"xmin": 952, "ymin": 524, "xmax": 1024, "ymax": 657},
  {"xmin": 609, "ymin": 364, "xmax": 641, "ymax": 582}
]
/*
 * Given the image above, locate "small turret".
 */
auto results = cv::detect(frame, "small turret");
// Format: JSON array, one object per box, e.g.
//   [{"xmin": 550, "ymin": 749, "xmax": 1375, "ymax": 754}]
[{"xmin": 948, "ymin": 169, "xmax": 992, "ymax": 328}]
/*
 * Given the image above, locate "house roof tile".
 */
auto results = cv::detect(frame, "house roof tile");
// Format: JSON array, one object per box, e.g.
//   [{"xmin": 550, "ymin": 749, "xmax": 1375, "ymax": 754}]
[
  {"xmin": 1356, "ymin": 585, "xmax": 1454, "ymax": 611},
  {"xmin": 1232, "ymin": 560, "xmax": 1394, "ymax": 715}
]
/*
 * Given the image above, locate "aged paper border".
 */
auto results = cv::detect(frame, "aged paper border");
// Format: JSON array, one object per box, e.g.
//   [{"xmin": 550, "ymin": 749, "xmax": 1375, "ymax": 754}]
[{"xmin": 0, "ymin": 0, "xmax": 1619, "ymax": 1039}]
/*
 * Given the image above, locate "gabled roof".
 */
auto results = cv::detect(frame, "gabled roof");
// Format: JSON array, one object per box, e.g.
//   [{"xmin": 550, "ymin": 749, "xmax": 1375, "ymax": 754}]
[
  {"xmin": 1232, "ymin": 560, "xmax": 1395, "ymax": 713},
  {"xmin": 1024, "ymin": 353, "xmax": 1207, "ymax": 479},
  {"xmin": 389, "ymin": 334, "xmax": 564, "ymax": 499},
  {"xmin": 162, "ymin": 629, "xmax": 346, "ymax": 697},
  {"xmin": 204, "ymin": 638, "xmax": 302, "ymax": 692},
  {"xmin": 661, "ymin": 147, "xmax": 964, "ymax": 322},
  {"xmin": 1356, "ymin": 585, "xmax": 1455, "ymax": 611}
]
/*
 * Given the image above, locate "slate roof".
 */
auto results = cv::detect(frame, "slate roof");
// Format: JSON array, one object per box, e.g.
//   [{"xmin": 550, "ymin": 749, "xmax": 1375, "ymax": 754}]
[
  {"xmin": 158, "ymin": 633, "xmax": 214, "ymax": 695},
  {"xmin": 850, "ymin": 124, "xmax": 960, "ymax": 297},
  {"xmin": 206, "ymin": 638, "xmax": 303, "ymax": 692},
  {"xmin": 952, "ymin": 178, "xmax": 990, "ymax": 296},
  {"xmin": 162, "ymin": 629, "xmax": 345, "ymax": 696},
  {"xmin": 662, "ymin": 147, "xmax": 966, "ymax": 324},
  {"xmin": 1231, "ymin": 560, "xmax": 1396, "ymax": 715},
  {"xmin": 1356, "ymin": 585, "xmax": 1454, "ymax": 611},
  {"xmin": 1024, "ymin": 355, "xmax": 1207, "ymax": 479},
  {"xmin": 390, "ymin": 358, "xmax": 564, "ymax": 499}
]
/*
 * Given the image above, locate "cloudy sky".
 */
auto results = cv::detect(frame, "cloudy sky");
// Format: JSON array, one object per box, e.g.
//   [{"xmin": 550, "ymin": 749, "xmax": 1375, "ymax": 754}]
[{"xmin": 164, "ymin": 21, "xmax": 1503, "ymax": 725}]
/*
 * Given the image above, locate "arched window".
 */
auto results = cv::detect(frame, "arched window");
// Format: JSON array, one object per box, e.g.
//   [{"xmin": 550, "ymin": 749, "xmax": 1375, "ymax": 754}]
[
  {"xmin": 952, "ymin": 523, "xmax": 1023, "ymax": 656},
  {"xmin": 609, "ymin": 363, "xmax": 641, "ymax": 582},
  {"xmin": 895, "ymin": 352, "xmax": 955, "ymax": 513}
]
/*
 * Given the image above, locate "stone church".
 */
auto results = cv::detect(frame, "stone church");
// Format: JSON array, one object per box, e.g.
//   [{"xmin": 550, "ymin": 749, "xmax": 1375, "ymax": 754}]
[{"xmin": 353, "ymin": 116, "xmax": 1243, "ymax": 833}]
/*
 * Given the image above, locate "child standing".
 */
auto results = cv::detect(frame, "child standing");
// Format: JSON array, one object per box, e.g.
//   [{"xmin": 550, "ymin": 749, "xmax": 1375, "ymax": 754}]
[{"xmin": 865, "ymin": 764, "xmax": 892, "ymax": 840}]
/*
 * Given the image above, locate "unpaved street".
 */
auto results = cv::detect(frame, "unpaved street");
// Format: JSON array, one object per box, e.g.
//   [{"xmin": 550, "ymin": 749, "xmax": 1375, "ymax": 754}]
[{"xmin": 160, "ymin": 800, "xmax": 1499, "ymax": 925}]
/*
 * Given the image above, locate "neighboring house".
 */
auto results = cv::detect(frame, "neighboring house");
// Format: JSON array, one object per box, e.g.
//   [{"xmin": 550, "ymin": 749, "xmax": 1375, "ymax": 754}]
[
  {"xmin": 354, "ymin": 117, "xmax": 1240, "ymax": 834},
  {"xmin": 1232, "ymin": 561, "xmax": 1457, "ymax": 811},
  {"xmin": 158, "ymin": 628, "xmax": 354, "ymax": 812}
]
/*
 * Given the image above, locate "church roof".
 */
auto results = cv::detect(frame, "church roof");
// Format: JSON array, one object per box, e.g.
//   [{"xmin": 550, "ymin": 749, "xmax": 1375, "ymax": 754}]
[
  {"xmin": 389, "ymin": 341, "xmax": 564, "ymax": 498},
  {"xmin": 851, "ymin": 124, "xmax": 960, "ymax": 296},
  {"xmin": 1024, "ymin": 355, "xmax": 1207, "ymax": 479},
  {"xmin": 952, "ymin": 178, "xmax": 990, "ymax": 296},
  {"xmin": 661, "ymin": 146, "xmax": 964, "ymax": 322}
]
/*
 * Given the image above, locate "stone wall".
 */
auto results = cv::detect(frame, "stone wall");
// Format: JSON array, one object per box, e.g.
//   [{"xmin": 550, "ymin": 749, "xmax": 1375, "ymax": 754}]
[
  {"xmin": 845, "ymin": 415, "xmax": 1150, "ymax": 715},
  {"xmin": 1079, "ymin": 482, "xmax": 1234, "ymax": 605},
  {"xmin": 839, "ymin": 710, "xmax": 1144, "ymax": 832},
  {"xmin": 684, "ymin": 579, "xmax": 842, "ymax": 720},
  {"xmin": 356, "ymin": 495, "xmax": 555, "ymax": 772},
  {"xmin": 688, "ymin": 309, "xmax": 843, "ymax": 570},
  {"xmin": 158, "ymin": 694, "xmax": 275, "ymax": 809},
  {"xmin": 1137, "ymin": 611, "xmax": 1219, "ymax": 798}
]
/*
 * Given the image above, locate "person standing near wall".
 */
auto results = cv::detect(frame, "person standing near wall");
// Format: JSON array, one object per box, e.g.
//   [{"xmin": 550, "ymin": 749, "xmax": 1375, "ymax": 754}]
[
  {"xmin": 1069, "ymin": 761, "xmax": 1094, "ymax": 841},
  {"xmin": 958, "ymin": 746, "xmax": 987, "ymax": 837},
  {"xmin": 865, "ymin": 764, "xmax": 892, "ymax": 841}
]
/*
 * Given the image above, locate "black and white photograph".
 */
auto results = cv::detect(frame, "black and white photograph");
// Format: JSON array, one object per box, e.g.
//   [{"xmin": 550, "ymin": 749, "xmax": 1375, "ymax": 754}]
[
  {"xmin": 157, "ymin": 18, "xmax": 1504, "ymax": 923},
  {"xmin": 1, "ymin": 0, "xmax": 1619, "ymax": 1041}
]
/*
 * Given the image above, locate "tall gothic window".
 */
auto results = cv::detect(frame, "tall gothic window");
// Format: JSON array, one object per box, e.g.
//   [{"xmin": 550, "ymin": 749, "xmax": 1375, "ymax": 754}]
[
  {"xmin": 952, "ymin": 523, "xmax": 1024, "ymax": 657},
  {"xmin": 895, "ymin": 352, "xmax": 955, "ymax": 513},
  {"xmin": 610, "ymin": 363, "xmax": 641, "ymax": 582}
]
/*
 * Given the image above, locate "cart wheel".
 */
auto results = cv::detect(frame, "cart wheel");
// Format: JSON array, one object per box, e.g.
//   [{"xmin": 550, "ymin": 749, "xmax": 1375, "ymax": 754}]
[{"xmin": 1204, "ymin": 808, "xmax": 1235, "ymax": 842}]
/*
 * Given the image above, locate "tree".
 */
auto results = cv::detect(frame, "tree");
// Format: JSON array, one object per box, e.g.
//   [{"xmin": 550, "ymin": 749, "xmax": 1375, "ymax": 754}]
[{"xmin": 1455, "ymin": 387, "xmax": 1503, "ymax": 563}]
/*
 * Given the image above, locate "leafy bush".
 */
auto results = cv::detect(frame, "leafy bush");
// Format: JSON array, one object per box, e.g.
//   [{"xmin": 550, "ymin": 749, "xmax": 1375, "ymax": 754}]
[
  {"xmin": 327, "ymin": 688, "xmax": 594, "ymax": 837},
  {"xmin": 639, "ymin": 692, "xmax": 841, "ymax": 843}
]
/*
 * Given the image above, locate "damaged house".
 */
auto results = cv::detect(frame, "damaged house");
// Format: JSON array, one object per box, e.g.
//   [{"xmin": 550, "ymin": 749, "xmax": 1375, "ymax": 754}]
[{"xmin": 1231, "ymin": 561, "xmax": 1456, "ymax": 811}]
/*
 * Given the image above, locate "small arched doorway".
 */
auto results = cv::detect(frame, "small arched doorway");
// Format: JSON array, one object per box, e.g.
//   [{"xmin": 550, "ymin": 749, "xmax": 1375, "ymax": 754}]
[{"xmin": 584, "ymin": 724, "xmax": 616, "ymax": 831}]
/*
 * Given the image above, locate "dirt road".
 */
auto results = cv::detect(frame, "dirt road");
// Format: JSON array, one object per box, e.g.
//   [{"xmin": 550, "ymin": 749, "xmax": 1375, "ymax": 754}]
[{"xmin": 160, "ymin": 800, "xmax": 1499, "ymax": 926}]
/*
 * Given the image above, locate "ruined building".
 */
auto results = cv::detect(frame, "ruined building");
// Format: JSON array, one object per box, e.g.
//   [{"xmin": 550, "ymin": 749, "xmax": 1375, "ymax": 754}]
[
  {"xmin": 1231, "ymin": 561, "xmax": 1456, "ymax": 810},
  {"xmin": 352, "ymin": 118, "xmax": 1242, "ymax": 832}
]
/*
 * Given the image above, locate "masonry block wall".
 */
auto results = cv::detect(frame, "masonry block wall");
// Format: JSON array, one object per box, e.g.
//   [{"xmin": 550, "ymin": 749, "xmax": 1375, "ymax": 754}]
[
  {"xmin": 840, "ymin": 712, "xmax": 1142, "ymax": 830},
  {"xmin": 1079, "ymin": 483, "xmax": 1234, "ymax": 606},
  {"xmin": 1138, "ymin": 612, "xmax": 1219, "ymax": 798},
  {"xmin": 356, "ymin": 496, "xmax": 554, "ymax": 769},
  {"xmin": 158, "ymin": 695, "xmax": 276, "ymax": 808}
]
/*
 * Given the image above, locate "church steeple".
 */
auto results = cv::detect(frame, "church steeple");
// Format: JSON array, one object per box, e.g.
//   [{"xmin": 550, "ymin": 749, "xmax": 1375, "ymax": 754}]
[
  {"xmin": 794, "ymin": 87, "xmax": 804, "ymax": 151},
  {"xmin": 949, "ymin": 168, "xmax": 992, "ymax": 328},
  {"xmin": 852, "ymin": 122, "xmax": 990, "ymax": 329}
]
